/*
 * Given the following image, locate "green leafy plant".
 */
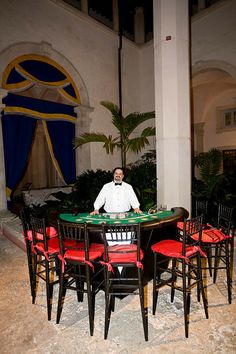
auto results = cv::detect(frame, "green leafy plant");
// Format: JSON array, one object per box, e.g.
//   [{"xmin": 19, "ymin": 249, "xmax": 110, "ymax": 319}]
[
  {"xmin": 126, "ymin": 150, "xmax": 157, "ymax": 210},
  {"xmin": 72, "ymin": 169, "xmax": 113, "ymax": 211},
  {"xmin": 192, "ymin": 148, "xmax": 236, "ymax": 224},
  {"xmin": 33, "ymin": 169, "xmax": 111, "ymax": 216},
  {"xmin": 193, "ymin": 148, "xmax": 224, "ymax": 200},
  {"xmin": 74, "ymin": 101, "xmax": 155, "ymax": 168},
  {"xmin": 28, "ymin": 153, "xmax": 157, "ymax": 220}
]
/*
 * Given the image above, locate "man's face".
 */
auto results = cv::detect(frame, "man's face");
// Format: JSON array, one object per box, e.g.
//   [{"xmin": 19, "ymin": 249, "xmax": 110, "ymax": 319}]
[{"xmin": 113, "ymin": 169, "xmax": 124, "ymax": 182}]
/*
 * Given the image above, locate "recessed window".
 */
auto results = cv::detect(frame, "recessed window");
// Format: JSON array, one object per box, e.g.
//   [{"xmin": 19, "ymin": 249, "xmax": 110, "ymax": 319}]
[
  {"xmin": 223, "ymin": 109, "xmax": 236, "ymax": 129},
  {"xmin": 223, "ymin": 149, "xmax": 236, "ymax": 174},
  {"xmin": 216, "ymin": 106, "xmax": 236, "ymax": 132}
]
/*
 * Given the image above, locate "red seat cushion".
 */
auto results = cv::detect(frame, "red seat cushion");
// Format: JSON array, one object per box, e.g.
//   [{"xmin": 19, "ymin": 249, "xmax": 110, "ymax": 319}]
[
  {"xmin": 64, "ymin": 239, "xmax": 83, "ymax": 249},
  {"xmin": 64, "ymin": 243, "xmax": 104, "ymax": 262},
  {"xmin": 177, "ymin": 222, "xmax": 193, "ymax": 233},
  {"xmin": 191, "ymin": 228, "xmax": 229, "ymax": 243},
  {"xmin": 26, "ymin": 227, "xmax": 58, "ymax": 241},
  {"xmin": 35, "ymin": 237, "xmax": 60, "ymax": 254},
  {"xmin": 177, "ymin": 221, "xmax": 184, "ymax": 231},
  {"xmin": 151, "ymin": 239, "xmax": 200, "ymax": 259},
  {"xmin": 106, "ymin": 244, "xmax": 144, "ymax": 264}
]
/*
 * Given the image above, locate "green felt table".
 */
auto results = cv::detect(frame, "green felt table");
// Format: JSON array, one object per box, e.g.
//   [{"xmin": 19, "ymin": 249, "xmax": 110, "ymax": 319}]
[
  {"xmin": 59, "ymin": 207, "xmax": 189, "ymax": 285},
  {"xmin": 59, "ymin": 210, "xmax": 173, "ymax": 226}
]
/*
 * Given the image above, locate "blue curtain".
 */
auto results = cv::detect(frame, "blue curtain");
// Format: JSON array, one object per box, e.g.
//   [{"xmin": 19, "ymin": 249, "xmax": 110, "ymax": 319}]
[
  {"xmin": 46, "ymin": 121, "xmax": 76, "ymax": 184},
  {"xmin": 1, "ymin": 114, "xmax": 37, "ymax": 196},
  {"xmin": 2, "ymin": 93, "xmax": 77, "ymax": 196},
  {"xmin": 2, "ymin": 56, "xmax": 79, "ymax": 206}
]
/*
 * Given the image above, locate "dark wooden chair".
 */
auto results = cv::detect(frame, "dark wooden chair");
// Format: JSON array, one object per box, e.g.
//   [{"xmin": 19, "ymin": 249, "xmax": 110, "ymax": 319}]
[
  {"xmin": 56, "ymin": 220, "xmax": 104, "ymax": 336},
  {"xmin": 19, "ymin": 207, "xmax": 34, "ymax": 300},
  {"xmin": 101, "ymin": 223, "xmax": 148, "ymax": 341},
  {"xmin": 30, "ymin": 215, "xmax": 60, "ymax": 320},
  {"xmin": 191, "ymin": 204, "xmax": 234, "ymax": 303},
  {"xmin": 20, "ymin": 208, "xmax": 58, "ymax": 303},
  {"xmin": 195, "ymin": 200, "xmax": 208, "ymax": 223},
  {"xmin": 151, "ymin": 215, "xmax": 208, "ymax": 338},
  {"xmin": 177, "ymin": 200, "xmax": 208, "ymax": 230}
]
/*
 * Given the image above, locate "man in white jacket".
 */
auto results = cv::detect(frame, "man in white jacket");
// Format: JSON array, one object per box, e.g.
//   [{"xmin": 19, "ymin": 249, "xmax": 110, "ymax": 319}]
[{"xmin": 90, "ymin": 167, "xmax": 142, "ymax": 215}]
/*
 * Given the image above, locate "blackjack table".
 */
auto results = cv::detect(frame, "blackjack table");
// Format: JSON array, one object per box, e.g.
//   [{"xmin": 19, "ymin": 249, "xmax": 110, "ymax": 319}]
[
  {"xmin": 59, "ymin": 207, "xmax": 188, "ymax": 231},
  {"xmin": 59, "ymin": 207, "xmax": 188, "ymax": 283}
]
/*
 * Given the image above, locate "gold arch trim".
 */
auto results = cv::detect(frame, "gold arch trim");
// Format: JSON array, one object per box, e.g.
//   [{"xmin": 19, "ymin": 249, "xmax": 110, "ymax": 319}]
[
  {"xmin": 2, "ymin": 54, "xmax": 81, "ymax": 104},
  {"xmin": 4, "ymin": 106, "xmax": 77, "ymax": 123},
  {"xmin": 15, "ymin": 63, "xmax": 69, "ymax": 87},
  {"xmin": 58, "ymin": 88, "xmax": 79, "ymax": 105},
  {"xmin": 4, "ymin": 79, "xmax": 32, "ymax": 90}
]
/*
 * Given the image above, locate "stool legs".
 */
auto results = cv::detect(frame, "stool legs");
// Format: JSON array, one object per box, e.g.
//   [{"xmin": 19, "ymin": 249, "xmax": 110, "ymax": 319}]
[
  {"xmin": 138, "ymin": 267, "xmax": 148, "ymax": 341},
  {"xmin": 152, "ymin": 252, "xmax": 208, "ymax": 338},
  {"xmin": 225, "ymin": 240, "xmax": 232, "ymax": 304},
  {"xmin": 104, "ymin": 268, "xmax": 113, "ymax": 340},
  {"xmin": 205, "ymin": 239, "xmax": 232, "ymax": 304},
  {"xmin": 25, "ymin": 242, "xmax": 35, "ymax": 301}
]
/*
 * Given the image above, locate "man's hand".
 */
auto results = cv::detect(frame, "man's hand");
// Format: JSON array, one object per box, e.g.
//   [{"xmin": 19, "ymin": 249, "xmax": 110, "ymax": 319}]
[
  {"xmin": 90, "ymin": 210, "xmax": 99, "ymax": 215},
  {"xmin": 134, "ymin": 208, "xmax": 142, "ymax": 214}
]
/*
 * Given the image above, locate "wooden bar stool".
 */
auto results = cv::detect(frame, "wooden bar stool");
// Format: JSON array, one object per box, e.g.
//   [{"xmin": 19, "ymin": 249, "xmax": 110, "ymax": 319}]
[
  {"xmin": 101, "ymin": 223, "xmax": 148, "ymax": 341},
  {"xmin": 56, "ymin": 220, "xmax": 104, "ymax": 336},
  {"xmin": 30, "ymin": 215, "xmax": 60, "ymax": 320},
  {"xmin": 152, "ymin": 215, "xmax": 208, "ymax": 338}
]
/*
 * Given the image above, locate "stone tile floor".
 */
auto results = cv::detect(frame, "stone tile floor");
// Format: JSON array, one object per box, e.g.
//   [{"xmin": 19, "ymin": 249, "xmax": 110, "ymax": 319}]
[{"xmin": 0, "ymin": 211, "xmax": 235, "ymax": 353}]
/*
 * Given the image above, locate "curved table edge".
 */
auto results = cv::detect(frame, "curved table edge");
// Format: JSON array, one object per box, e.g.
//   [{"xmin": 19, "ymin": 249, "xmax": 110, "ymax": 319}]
[{"xmin": 141, "ymin": 207, "xmax": 189, "ymax": 230}]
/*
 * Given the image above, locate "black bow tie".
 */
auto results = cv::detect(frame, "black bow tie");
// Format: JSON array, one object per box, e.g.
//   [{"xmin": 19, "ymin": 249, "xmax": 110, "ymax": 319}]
[{"xmin": 115, "ymin": 182, "xmax": 122, "ymax": 186}]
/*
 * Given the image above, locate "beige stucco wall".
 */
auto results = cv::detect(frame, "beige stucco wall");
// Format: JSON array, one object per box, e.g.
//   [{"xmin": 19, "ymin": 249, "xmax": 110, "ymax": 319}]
[
  {"xmin": 191, "ymin": 0, "xmax": 236, "ymax": 153},
  {"xmin": 191, "ymin": 0, "xmax": 236, "ymax": 67},
  {"xmin": 0, "ymin": 0, "xmax": 152, "ymax": 173},
  {"xmin": 0, "ymin": 0, "xmax": 236, "ymax": 209},
  {"xmin": 204, "ymin": 89, "xmax": 236, "ymax": 151}
]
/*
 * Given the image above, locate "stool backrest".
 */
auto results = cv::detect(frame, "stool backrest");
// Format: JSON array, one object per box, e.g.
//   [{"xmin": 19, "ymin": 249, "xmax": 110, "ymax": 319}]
[
  {"xmin": 195, "ymin": 200, "xmax": 208, "ymax": 225},
  {"xmin": 19, "ymin": 207, "xmax": 31, "ymax": 234},
  {"xmin": 217, "ymin": 204, "xmax": 233, "ymax": 235},
  {"xmin": 30, "ymin": 215, "xmax": 48, "ymax": 250},
  {"xmin": 57, "ymin": 220, "xmax": 88, "ymax": 259},
  {"xmin": 182, "ymin": 215, "xmax": 203, "ymax": 255},
  {"xmin": 101, "ymin": 223, "xmax": 141, "ymax": 262}
]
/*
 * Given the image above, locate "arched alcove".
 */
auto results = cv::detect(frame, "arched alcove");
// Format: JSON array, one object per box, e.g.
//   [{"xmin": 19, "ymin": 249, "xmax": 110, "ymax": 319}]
[
  {"xmin": 0, "ymin": 42, "xmax": 92, "ymax": 207},
  {"xmin": 191, "ymin": 60, "xmax": 236, "ymax": 154}
]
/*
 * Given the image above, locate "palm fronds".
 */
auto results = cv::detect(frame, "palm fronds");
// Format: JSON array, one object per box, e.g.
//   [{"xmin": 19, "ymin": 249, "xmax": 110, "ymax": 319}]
[
  {"xmin": 124, "ymin": 111, "xmax": 155, "ymax": 135},
  {"xmin": 128, "ymin": 127, "xmax": 156, "ymax": 153},
  {"xmin": 74, "ymin": 133, "xmax": 118, "ymax": 153},
  {"xmin": 194, "ymin": 148, "xmax": 222, "ymax": 183},
  {"xmin": 74, "ymin": 101, "xmax": 156, "ymax": 167}
]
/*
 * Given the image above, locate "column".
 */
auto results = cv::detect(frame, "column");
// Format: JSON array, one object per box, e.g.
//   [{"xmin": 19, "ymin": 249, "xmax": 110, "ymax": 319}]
[
  {"xmin": 81, "ymin": 0, "xmax": 88, "ymax": 14},
  {"xmin": 134, "ymin": 6, "xmax": 145, "ymax": 44},
  {"xmin": 0, "ymin": 89, "xmax": 8, "ymax": 209},
  {"xmin": 198, "ymin": 0, "xmax": 206, "ymax": 12},
  {"xmin": 194, "ymin": 122, "xmax": 205, "ymax": 180},
  {"xmin": 0, "ymin": 89, "xmax": 8, "ymax": 210},
  {"xmin": 74, "ymin": 105, "xmax": 94, "ymax": 176},
  {"xmin": 112, "ymin": 0, "xmax": 119, "ymax": 32},
  {"xmin": 194, "ymin": 122, "xmax": 205, "ymax": 153},
  {"xmin": 154, "ymin": 0, "xmax": 191, "ymax": 213}
]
